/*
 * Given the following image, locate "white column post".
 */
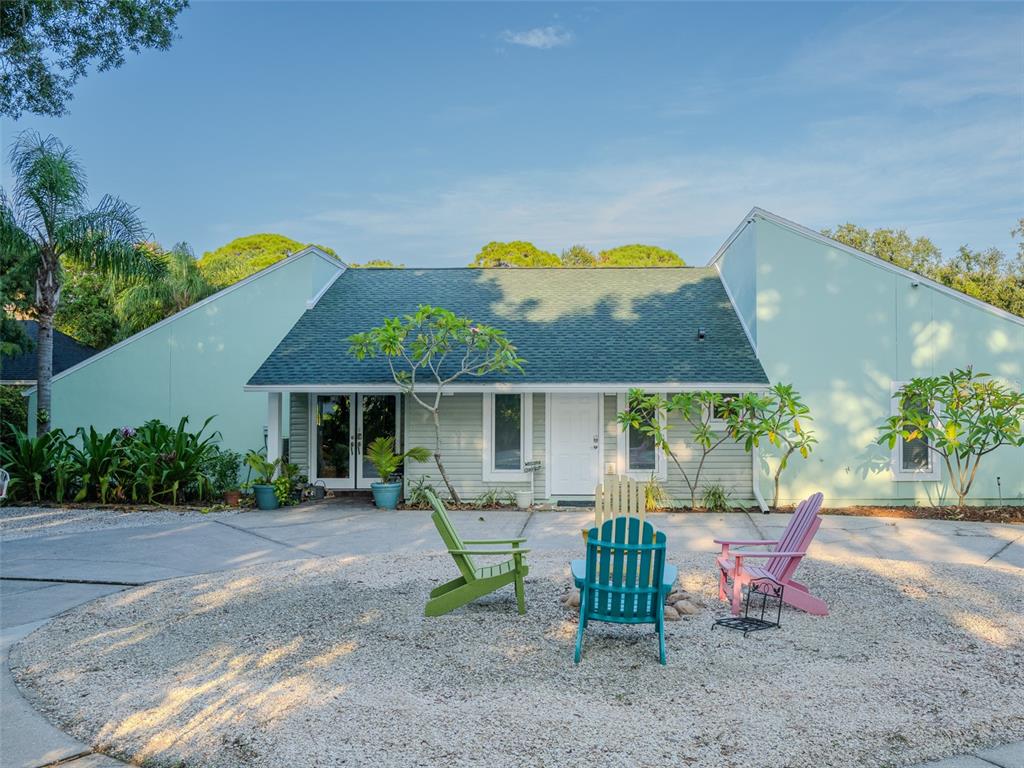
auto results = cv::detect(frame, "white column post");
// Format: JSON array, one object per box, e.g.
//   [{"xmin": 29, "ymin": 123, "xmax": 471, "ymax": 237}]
[{"xmin": 267, "ymin": 392, "xmax": 283, "ymax": 472}]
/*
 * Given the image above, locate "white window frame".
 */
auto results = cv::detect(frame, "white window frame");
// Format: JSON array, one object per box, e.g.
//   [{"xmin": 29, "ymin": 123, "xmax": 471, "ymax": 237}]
[
  {"xmin": 482, "ymin": 392, "xmax": 532, "ymax": 482},
  {"xmin": 616, "ymin": 392, "xmax": 667, "ymax": 481},
  {"xmin": 889, "ymin": 382, "xmax": 941, "ymax": 482},
  {"xmin": 707, "ymin": 392, "xmax": 741, "ymax": 427}
]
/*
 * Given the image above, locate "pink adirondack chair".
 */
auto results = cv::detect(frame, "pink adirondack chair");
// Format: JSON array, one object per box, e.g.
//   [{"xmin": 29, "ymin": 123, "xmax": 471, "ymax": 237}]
[{"xmin": 714, "ymin": 492, "xmax": 828, "ymax": 616}]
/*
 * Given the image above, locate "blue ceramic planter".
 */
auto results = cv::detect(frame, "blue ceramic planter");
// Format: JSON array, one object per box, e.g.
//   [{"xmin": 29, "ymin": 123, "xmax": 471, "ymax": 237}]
[
  {"xmin": 253, "ymin": 484, "xmax": 280, "ymax": 510},
  {"xmin": 371, "ymin": 481, "xmax": 402, "ymax": 510}
]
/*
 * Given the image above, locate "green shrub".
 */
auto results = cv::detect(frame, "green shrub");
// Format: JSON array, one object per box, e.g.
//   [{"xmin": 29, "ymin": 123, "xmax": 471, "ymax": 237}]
[
  {"xmin": 406, "ymin": 475, "xmax": 438, "ymax": 507},
  {"xmin": 701, "ymin": 484, "xmax": 732, "ymax": 513},
  {"xmin": 204, "ymin": 448, "xmax": 242, "ymax": 494},
  {"xmin": 0, "ymin": 416, "xmax": 221, "ymax": 506},
  {"xmin": 0, "ymin": 386, "xmax": 29, "ymax": 448}
]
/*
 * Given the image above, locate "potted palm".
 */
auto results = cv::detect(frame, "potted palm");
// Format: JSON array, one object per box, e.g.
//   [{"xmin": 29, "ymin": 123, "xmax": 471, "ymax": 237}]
[
  {"xmin": 244, "ymin": 451, "xmax": 280, "ymax": 510},
  {"xmin": 364, "ymin": 436, "xmax": 430, "ymax": 510}
]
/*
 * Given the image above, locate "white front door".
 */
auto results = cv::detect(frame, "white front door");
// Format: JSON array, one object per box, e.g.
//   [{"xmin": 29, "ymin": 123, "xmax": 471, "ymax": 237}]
[
  {"xmin": 550, "ymin": 393, "xmax": 601, "ymax": 496},
  {"xmin": 312, "ymin": 394, "xmax": 355, "ymax": 489}
]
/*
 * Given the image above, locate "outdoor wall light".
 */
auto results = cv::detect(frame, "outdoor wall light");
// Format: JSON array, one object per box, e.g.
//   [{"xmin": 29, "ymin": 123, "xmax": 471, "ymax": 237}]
[{"xmin": 697, "ymin": 327, "xmax": 707, "ymax": 340}]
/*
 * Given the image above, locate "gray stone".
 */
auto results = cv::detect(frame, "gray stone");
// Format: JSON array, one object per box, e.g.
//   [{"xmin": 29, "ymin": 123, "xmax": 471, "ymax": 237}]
[{"xmin": 663, "ymin": 605, "xmax": 680, "ymax": 621}]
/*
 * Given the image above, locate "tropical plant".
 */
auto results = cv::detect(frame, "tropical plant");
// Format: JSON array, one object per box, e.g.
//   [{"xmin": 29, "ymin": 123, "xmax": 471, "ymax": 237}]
[
  {"xmin": 53, "ymin": 261, "xmax": 121, "ymax": 348},
  {"xmin": 364, "ymin": 436, "xmax": 430, "ymax": 483},
  {"xmin": 701, "ymin": 484, "xmax": 732, "ymax": 513},
  {"xmin": 618, "ymin": 389, "xmax": 757, "ymax": 509},
  {"xmin": 270, "ymin": 461, "xmax": 300, "ymax": 506},
  {"xmin": 121, "ymin": 417, "xmax": 221, "ymax": 504},
  {"xmin": 474, "ymin": 487, "xmax": 515, "ymax": 507},
  {"xmin": 878, "ymin": 368, "xmax": 1024, "ymax": 506},
  {"xmin": 643, "ymin": 474, "xmax": 670, "ymax": 511},
  {"xmin": 72, "ymin": 425, "xmax": 124, "ymax": 503},
  {"xmin": 349, "ymin": 305, "xmax": 525, "ymax": 503},
  {"xmin": 0, "ymin": 426, "xmax": 73, "ymax": 501},
  {"xmin": 730, "ymin": 384, "xmax": 817, "ymax": 507},
  {"xmin": 1, "ymin": 132, "xmax": 164, "ymax": 432},
  {"xmin": 115, "ymin": 243, "xmax": 216, "ymax": 335},
  {"xmin": 244, "ymin": 450, "xmax": 278, "ymax": 486},
  {"xmin": 406, "ymin": 475, "xmax": 439, "ymax": 507}
]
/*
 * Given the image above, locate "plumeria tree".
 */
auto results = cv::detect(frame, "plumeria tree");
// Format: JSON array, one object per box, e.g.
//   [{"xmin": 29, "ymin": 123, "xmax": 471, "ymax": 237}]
[
  {"xmin": 618, "ymin": 390, "xmax": 759, "ymax": 509},
  {"xmin": 1, "ymin": 132, "xmax": 163, "ymax": 432},
  {"xmin": 732, "ymin": 384, "xmax": 817, "ymax": 507},
  {"xmin": 878, "ymin": 368, "xmax": 1024, "ymax": 506},
  {"xmin": 348, "ymin": 305, "xmax": 525, "ymax": 503}
]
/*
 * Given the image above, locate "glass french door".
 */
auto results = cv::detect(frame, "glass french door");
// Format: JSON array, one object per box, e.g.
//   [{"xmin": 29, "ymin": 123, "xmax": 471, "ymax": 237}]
[
  {"xmin": 356, "ymin": 394, "xmax": 400, "ymax": 486},
  {"xmin": 313, "ymin": 393, "xmax": 401, "ymax": 488},
  {"xmin": 314, "ymin": 394, "xmax": 355, "ymax": 488}
]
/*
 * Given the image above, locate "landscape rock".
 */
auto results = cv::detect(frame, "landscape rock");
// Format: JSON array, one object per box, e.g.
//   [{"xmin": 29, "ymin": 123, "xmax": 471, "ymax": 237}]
[
  {"xmin": 663, "ymin": 605, "xmax": 681, "ymax": 621},
  {"xmin": 674, "ymin": 600, "xmax": 699, "ymax": 616}
]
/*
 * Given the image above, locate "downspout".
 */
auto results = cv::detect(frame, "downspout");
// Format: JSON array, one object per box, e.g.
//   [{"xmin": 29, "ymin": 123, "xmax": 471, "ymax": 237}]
[{"xmin": 751, "ymin": 445, "xmax": 769, "ymax": 513}]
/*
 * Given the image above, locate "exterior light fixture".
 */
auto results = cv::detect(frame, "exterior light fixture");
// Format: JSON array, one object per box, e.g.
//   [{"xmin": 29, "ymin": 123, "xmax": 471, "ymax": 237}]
[{"xmin": 697, "ymin": 327, "xmax": 706, "ymax": 340}]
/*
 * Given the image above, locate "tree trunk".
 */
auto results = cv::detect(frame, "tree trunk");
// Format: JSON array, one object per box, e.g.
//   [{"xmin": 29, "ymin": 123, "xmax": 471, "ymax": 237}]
[
  {"xmin": 772, "ymin": 446, "xmax": 797, "ymax": 508},
  {"xmin": 35, "ymin": 252, "xmax": 60, "ymax": 434},
  {"xmin": 35, "ymin": 310, "xmax": 55, "ymax": 434},
  {"xmin": 431, "ymin": 409, "xmax": 460, "ymax": 503}
]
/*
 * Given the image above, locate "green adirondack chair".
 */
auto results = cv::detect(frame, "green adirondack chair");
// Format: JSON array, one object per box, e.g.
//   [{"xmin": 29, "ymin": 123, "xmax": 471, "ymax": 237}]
[{"xmin": 424, "ymin": 489, "xmax": 530, "ymax": 617}]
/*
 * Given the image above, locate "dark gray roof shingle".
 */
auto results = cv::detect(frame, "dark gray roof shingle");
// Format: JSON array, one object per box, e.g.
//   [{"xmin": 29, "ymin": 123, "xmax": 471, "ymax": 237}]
[
  {"xmin": 248, "ymin": 267, "xmax": 768, "ymax": 386},
  {"xmin": 0, "ymin": 320, "xmax": 98, "ymax": 382}
]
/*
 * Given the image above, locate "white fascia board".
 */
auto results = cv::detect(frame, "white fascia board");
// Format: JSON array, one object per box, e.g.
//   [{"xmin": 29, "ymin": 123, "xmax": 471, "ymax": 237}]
[
  {"xmin": 23, "ymin": 247, "xmax": 347, "ymax": 395},
  {"xmin": 712, "ymin": 263, "xmax": 756, "ymax": 354},
  {"xmin": 306, "ymin": 265, "xmax": 346, "ymax": 309},
  {"xmin": 243, "ymin": 381, "xmax": 771, "ymax": 394},
  {"xmin": 710, "ymin": 207, "xmax": 1024, "ymax": 328}
]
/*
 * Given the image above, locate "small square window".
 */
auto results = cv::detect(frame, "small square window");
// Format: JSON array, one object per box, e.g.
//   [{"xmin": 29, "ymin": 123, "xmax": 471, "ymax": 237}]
[
  {"xmin": 627, "ymin": 424, "xmax": 656, "ymax": 471},
  {"xmin": 890, "ymin": 383, "xmax": 940, "ymax": 481}
]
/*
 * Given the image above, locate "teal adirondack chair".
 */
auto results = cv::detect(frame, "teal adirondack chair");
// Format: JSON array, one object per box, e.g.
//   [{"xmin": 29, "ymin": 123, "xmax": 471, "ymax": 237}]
[
  {"xmin": 425, "ymin": 490, "xmax": 530, "ymax": 617},
  {"xmin": 575, "ymin": 517, "xmax": 669, "ymax": 665}
]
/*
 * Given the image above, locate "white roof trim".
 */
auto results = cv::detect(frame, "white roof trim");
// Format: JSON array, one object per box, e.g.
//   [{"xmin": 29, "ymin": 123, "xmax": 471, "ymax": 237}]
[
  {"xmin": 709, "ymin": 207, "xmax": 1024, "ymax": 328},
  {"xmin": 306, "ymin": 264, "xmax": 346, "ymax": 309},
  {"xmin": 23, "ymin": 246, "xmax": 346, "ymax": 395},
  {"xmin": 244, "ymin": 381, "xmax": 770, "ymax": 394}
]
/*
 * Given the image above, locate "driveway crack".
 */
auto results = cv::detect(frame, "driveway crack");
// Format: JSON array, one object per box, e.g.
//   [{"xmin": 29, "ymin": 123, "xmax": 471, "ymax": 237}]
[{"xmin": 210, "ymin": 519, "xmax": 324, "ymax": 559}]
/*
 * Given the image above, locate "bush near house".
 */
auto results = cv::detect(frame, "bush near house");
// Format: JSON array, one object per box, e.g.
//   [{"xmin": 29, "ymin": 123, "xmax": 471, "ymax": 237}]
[{"xmin": 0, "ymin": 416, "xmax": 231, "ymax": 505}]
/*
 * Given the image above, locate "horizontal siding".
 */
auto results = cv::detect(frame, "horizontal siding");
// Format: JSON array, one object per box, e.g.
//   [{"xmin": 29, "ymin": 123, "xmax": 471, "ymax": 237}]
[
  {"xmin": 403, "ymin": 393, "xmax": 536, "ymax": 502},
  {"xmin": 531, "ymin": 393, "xmax": 546, "ymax": 498},
  {"xmin": 289, "ymin": 393, "xmax": 310, "ymax": 476},
  {"xmin": 661, "ymin": 409, "xmax": 753, "ymax": 507}
]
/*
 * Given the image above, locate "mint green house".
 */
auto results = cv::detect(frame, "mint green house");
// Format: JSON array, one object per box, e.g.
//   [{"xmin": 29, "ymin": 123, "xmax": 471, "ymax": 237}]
[
  {"xmin": 26, "ymin": 247, "xmax": 345, "ymax": 457},
  {"xmin": 30, "ymin": 209, "xmax": 1023, "ymax": 507}
]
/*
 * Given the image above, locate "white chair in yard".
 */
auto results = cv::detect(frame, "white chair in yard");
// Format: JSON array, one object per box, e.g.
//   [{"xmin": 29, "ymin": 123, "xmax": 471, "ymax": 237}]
[{"xmin": 0, "ymin": 468, "xmax": 9, "ymax": 501}]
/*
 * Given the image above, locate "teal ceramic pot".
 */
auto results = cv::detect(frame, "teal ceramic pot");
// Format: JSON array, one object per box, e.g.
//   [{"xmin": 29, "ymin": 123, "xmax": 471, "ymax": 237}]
[
  {"xmin": 253, "ymin": 484, "xmax": 280, "ymax": 510},
  {"xmin": 371, "ymin": 481, "xmax": 402, "ymax": 510}
]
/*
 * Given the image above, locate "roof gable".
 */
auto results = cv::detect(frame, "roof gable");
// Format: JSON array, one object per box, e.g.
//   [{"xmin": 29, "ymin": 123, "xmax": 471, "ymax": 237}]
[{"xmin": 248, "ymin": 267, "xmax": 768, "ymax": 387}]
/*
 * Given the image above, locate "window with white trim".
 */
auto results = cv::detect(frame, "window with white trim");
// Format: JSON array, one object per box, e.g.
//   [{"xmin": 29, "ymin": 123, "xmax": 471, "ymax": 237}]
[
  {"xmin": 617, "ymin": 392, "xmax": 667, "ymax": 480},
  {"xmin": 890, "ymin": 383, "xmax": 941, "ymax": 481},
  {"xmin": 709, "ymin": 393, "xmax": 740, "ymax": 424},
  {"xmin": 482, "ymin": 393, "xmax": 532, "ymax": 481}
]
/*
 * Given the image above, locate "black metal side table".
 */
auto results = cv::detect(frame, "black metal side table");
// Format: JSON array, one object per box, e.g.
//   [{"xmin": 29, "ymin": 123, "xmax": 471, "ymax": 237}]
[{"xmin": 712, "ymin": 576, "xmax": 784, "ymax": 636}]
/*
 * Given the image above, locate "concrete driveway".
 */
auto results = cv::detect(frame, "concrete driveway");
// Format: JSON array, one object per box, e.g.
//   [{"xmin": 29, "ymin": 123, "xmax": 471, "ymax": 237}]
[{"xmin": 1, "ymin": 503, "xmax": 1021, "ymax": 768}]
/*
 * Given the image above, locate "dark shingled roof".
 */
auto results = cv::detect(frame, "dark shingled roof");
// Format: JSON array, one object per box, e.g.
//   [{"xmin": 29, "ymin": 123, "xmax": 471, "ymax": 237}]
[
  {"xmin": 248, "ymin": 267, "xmax": 768, "ymax": 386},
  {"xmin": 1, "ymin": 320, "xmax": 99, "ymax": 383}
]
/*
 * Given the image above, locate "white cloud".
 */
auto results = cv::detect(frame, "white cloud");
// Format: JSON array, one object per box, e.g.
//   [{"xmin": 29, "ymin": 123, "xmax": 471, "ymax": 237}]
[
  {"xmin": 273, "ymin": 110, "xmax": 1020, "ymax": 267},
  {"xmin": 500, "ymin": 26, "xmax": 574, "ymax": 50}
]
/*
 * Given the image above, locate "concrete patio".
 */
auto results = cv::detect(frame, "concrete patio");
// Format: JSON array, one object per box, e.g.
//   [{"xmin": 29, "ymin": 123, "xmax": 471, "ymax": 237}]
[{"xmin": 1, "ymin": 503, "xmax": 1021, "ymax": 768}]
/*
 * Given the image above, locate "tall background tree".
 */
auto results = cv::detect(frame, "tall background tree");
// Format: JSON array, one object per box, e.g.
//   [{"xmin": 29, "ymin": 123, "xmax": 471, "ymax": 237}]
[
  {"xmin": 824, "ymin": 221, "xmax": 1023, "ymax": 318},
  {"xmin": 470, "ymin": 241, "xmax": 561, "ymax": 268},
  {"xmin": 597, "ymin": 244, "xmax": 684, "ymax": 267},
  {"xmin": 1, "ymin": 132, "xmax": 162, "ymax": 432},
  {"xmin": 115, "ymin": 243, "xmax": 215, "ymax": 335},
  {"xmin": 469, "ymin": 241, "xmax": 683, "ymax": 268},
  {"xmin": 197, "ymin": 233, "xmax": 336, "ymax": 288},
  {"xmin": 1, "ymin": 0, "xmax": 188, "ymax": 119}
]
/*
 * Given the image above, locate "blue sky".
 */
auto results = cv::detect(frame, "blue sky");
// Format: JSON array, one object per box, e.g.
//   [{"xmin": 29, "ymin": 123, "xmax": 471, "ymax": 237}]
[{"xmin": 4, "ymin": 1, "xmax": 1022, "ymax": 266}]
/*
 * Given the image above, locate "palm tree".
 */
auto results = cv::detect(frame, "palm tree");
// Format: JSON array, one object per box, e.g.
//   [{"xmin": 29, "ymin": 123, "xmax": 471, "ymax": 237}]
[
  {"xmin": 1, "ymin": 132, "xmax": 163, "ymax": 432},
  {"xmin": 115, "ymin": 243, "xmax": 216, "ymax": 336}
]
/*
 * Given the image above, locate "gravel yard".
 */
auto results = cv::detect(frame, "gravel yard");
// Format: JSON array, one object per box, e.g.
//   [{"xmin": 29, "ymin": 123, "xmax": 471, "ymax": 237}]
[
  {"xmin": 0, "ymin": 505, "xmax": 241, "ymax": 541},
  {"xmin": 11, "ymin": 550, "xmax": 1024, "ymax": 768}
]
